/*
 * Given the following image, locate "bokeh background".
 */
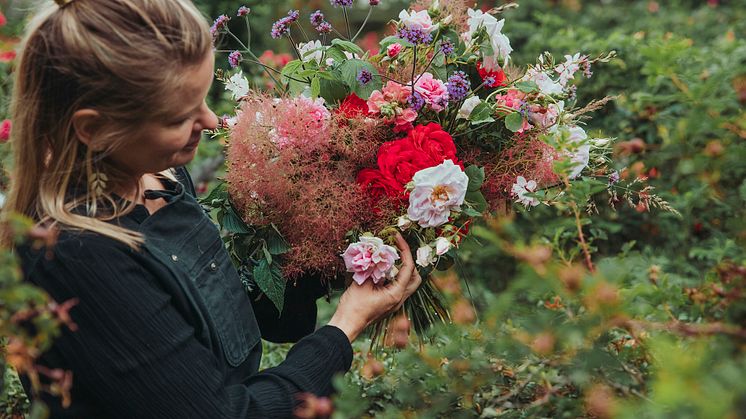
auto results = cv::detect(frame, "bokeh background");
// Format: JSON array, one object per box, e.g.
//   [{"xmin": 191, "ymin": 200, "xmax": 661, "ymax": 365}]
[{"xmin": 1, "ymin": 0, "xmax": 745, "ymax": 418}]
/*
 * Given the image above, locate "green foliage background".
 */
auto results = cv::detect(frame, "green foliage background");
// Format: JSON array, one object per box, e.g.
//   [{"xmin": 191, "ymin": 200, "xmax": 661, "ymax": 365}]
[{"xmin": 1, "ymin": 0, "xmax": 745, "ymax": 418}]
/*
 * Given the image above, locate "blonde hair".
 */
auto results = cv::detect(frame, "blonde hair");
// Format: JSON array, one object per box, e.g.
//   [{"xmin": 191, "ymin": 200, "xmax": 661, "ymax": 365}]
[{"xmin": 2, "ymin": 0, "xmax": 212, "ymax": 248}]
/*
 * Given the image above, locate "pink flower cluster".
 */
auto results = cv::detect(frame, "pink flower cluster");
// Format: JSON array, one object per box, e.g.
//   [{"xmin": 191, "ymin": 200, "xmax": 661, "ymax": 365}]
[
  {"xmin": 367, "ymin": 81, "xmax": 417, "ymax": 133},
  {"xmin": 266, "ymin": 96, "xmax": 331, "ymax": 148},
  {"xmin": 414, "ymin": 72, "xmax": 449, "ymax": 112}
]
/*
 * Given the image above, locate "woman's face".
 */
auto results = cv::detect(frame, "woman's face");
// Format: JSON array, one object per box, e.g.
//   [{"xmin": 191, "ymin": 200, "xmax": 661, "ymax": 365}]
[{"xmin": 108, "ymin": 53, "xmax": 219, "ymax": 177}]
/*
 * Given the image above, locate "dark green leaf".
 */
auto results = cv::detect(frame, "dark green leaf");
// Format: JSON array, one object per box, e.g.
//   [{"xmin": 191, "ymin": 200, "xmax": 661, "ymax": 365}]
[
  {"xmin": 331, "ymin": 38, "xmax": 365, "ymax": 57},
  {"xmin": 468, "ymin": 102, "xmax": 495, "ymax": 125},
  {"xmin": 515, "ymin": 80, "xmax": 539, "ymax": 93},
  {"xmin": 465, "ymin": 165, "xmax": 485, "ymax": 192},
  {"xmin": 339, "ymin": 59, "xmax": 382, "ymax": 100},
  {"xmin": 221, "ymin": 204, "xmax": 252, "ymax": 234},
  {"xmin": 253, "ymin": 259, "xmax": 286, "ymax": 315},
  {"xmin": 465, "ymin": 190, "xmax": 489, "ymax": 213}
]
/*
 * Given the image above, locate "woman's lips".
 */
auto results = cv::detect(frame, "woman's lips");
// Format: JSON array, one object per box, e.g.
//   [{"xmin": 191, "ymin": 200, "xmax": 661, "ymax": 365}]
[{"xmin": 183, "ymin": 134, "xmax": 201, "ymax": 150}]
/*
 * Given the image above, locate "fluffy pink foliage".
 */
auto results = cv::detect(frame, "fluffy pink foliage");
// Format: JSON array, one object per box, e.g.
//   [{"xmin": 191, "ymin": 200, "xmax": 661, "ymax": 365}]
[
  {"xmin": 476, "ymin": 134, "xmax": 560, "ymax": 209},
  {"xmin": 226, "ymin": 94, "xmax": 401, "ymax": 279}
]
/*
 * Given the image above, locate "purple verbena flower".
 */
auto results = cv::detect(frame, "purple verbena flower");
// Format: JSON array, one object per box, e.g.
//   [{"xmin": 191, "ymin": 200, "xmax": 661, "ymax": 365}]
[
  {"xmin": 228, "ymin": 51, "xmax": 242, "ymax": 68},
  {"xmin": 271, "ymin": 11, "xmax": 299, "ymax": 39},
  {"xmin": 316, "ymin": 22, "xmax": 333, "ymax": 34},
  {"xmin": 330, "ymin": 0, "xmax": 354, "ymax": 7},
  {"xmin": 357, "ymin": 69, "xmax": 373, "ymax": 86},
  {"xmin": 210, "ymin": 15, "xmax": 230, "ymax": 38},
  {"xmin": 237, "ymin": 6, "xmax": 250, "ymax": 16},
  {"xmin": 408, "ymin": 91, "xmax": 426, "ymax": 111},
  {"xmin": 310, "ymin": 10, "xmax": 325, "ymax": 27},
  {"xmin": 446, "ymin": 71, "xmax": 470, "ymax": 102},
  {"xmin": 483, "ymin": 76, "xmax": 496, "ymax": 87},
  {"xmin": 396, "ymin": 27, "xmax": 433, "ymax": 45},
  {"xmin": 439, "ymin": 40, "xmax": 455, "ymax": 56}
]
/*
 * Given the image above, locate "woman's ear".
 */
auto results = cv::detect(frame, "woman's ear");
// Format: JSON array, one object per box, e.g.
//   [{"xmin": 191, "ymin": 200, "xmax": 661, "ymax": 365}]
[{"xmin": 71, "ymin": 109, "xmax": 103, "ymax": 149}]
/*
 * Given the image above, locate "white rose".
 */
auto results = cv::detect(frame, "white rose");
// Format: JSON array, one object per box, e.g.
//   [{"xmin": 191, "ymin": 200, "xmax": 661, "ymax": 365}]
[
  {"xmin": 434, "ymin": 237, "xmax": 452, "ymax": 256},
  {"xmin": 399, "ymin": 9, "xmax": 437, "ymax": 33},
  {"xmin": 511, "ymin": 176, "xmax": 540, "ymax": 208},
  {"xmin": 407, "ymin": 160, "xmax": 469, "ymax": 228},
  {"xmin": 416, "ymin": 245, "xmax": 435, "ymax": 267},
  {"xmin": 457, "ymin": 96, "xmax": 482, "ymax": 119},
  {"xmin": 464, "ymin": 9, "xmax": 512, "ymax": 69}
]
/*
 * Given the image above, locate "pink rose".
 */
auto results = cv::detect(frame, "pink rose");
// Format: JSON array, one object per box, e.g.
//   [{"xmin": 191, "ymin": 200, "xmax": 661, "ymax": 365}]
[
  {"xmin": 0, "ymin": 119, "xmax": 11, "ymax": 143},
  {"xmin": 398, "ymin": 10, "xmax": 436, "ymax": 34},
  {"xmin": 341, "ymin": 236, "xmax": 400, "ymax": 285},
  {"xmin": 387, "ymin": 43, "xmax": 403, "ymax": 58},
  {"xmin": 407, "ymin": 160, "xmax": 469, "ymax": 228},
  {"xmin": 414, "ymin": 72, "xmax": 449, "ymax": 112},
  {"xmin": 494, "ymin": 89, "xmax": 525, "ymax": 114}
]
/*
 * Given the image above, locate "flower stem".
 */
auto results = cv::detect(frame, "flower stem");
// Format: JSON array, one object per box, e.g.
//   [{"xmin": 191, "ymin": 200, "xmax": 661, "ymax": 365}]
[
  {"xmin": 351, "ymin": 7, "xmax": 373, "ymax": 43},
  {"xmin": 343, "ymin": 8, "xmax": 352, "ymax": 40},
  {"xmin": 411, "ymin": 46, "xmax": 417, "ymax": 94}
]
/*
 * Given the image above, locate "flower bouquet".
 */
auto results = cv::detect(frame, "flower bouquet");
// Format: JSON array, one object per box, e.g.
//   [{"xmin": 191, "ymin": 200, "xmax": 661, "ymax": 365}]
[{"xmin": 208, "ymin": 1, "xmax": 618, "ymax": 346}]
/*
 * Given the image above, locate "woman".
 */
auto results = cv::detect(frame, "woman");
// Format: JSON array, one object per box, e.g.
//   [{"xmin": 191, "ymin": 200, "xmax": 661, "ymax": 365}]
[{"xmin": 2, "ymin": 0, "xmax": 421, "ymax": 417}]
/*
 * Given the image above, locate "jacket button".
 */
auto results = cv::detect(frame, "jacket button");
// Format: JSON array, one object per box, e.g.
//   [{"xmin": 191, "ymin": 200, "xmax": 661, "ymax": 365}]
[
  {"xmin": 171, "ymin": 255, "xmax": 179, "ymax": 262},
  {"xmin": 209, "ymin": 262, "xmax": 218, "ymax": 271}
]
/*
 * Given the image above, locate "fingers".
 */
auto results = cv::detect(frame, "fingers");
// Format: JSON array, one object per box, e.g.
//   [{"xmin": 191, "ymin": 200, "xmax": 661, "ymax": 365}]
[{"xmin": 394, "ymin": 233, "xmax": 414, "ymax": 269}]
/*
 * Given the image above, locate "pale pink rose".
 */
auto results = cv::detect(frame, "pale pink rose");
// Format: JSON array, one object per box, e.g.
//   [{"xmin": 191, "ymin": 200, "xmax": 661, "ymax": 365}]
[
  {"xmin": 528, "ymin": 103, "xmax": 561, "ymax": 129},
  {"xmin": 342, "ymin": 236, "xmax": 400, "ymax": 285},
  {"xmin": 407, "ymin": 160, "xmax": 469, "ymax": 228},
  {"xmin": 366, "ymin": 90, "xmax": 386, "ymax": 114},
  {"xmin": 398, "ymin": 9, "xmax": 436, "ymax": 34},
  {"xmin": 0, "ymin": 119, "xmax": 10, "ymax": 143},
  {"xmin": 394, "ymin": 108, "xmax": 418, "ymax": 132},
  {"xmin": 383, "ymin": 81, "xmax": 412, "ymax": 103},
  {"xmin": 387, "ymin": 43, "xmax": 403, "ymax": 58},
  {"xmin": 434, "ymin": 237, "xmax": 452, "ymax": 255},
  {"xmin": 416, "ymin": 245, "xmax": 435, "ymax": 267},
  {"xmin": 414, "ymin": 72, "xmax": 449, "ymax": 112}
]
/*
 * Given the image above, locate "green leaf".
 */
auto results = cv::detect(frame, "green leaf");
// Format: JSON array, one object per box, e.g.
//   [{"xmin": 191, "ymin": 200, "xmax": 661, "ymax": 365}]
[
  {"xmin": 311, "ymin": 76, "xmax": 321, "ymax": 98},
  {"xmin": 221, "ymin": 204, "xmax": 252, "ymax": 234},
  {"xmin": 462, "ymin": 207, "xmax": 482, "ymax": 217},
  {"xmin": 380, "ymin": 35, "xmax": 413, "ymax": 49},
  {"xmin": 505, "ymin": 112, "xmax": 525, "ymax": 132},
  {"xmin": 262, "ymin": 244, "xmax": 273, "ymax": 265},
  {"xmin": 265, "ymin": 226, "xmax": 290, "ymax": 255},
  {"xmin": 324, "ymin": 46, "xmax": 348, "ymax": 64},
  {"xmin": 338, "ymin": 59, "xmax": 382, "ymax": 100},
  {"xmin": 515, "ymin": 80, "xmax": 539, "ymax": 93},
  {"xmin": 253, "ymin": 259, "xmax": 286, "ymax": 315},
  {"xmin": 331, "ymin": 38, "xmax": 365, "ymax": 57},
  {"xmin": 465, "ymin": 165, "xmax": 485, "ymax": 192},
  {"xmin": 319, "ymin": 78, "xmax": 349, "ymax": 104},
  {"xmin": 468, "ymin": 102, "xmax": 495, "ymax": 125},
  {"xmin": 465, "ymin": 190, "xmax": 489, "ymax": 213},
  {"xmin": 281, "ymin": 60, "xmax": 303, "ymax": 84},
  {"xmin": 199, "ymin": 181, "xmax": 228, "ymax": 207}
]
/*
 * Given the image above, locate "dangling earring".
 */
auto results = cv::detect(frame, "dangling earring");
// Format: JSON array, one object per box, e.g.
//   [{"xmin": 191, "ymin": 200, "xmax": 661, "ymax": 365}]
[{"xmin": 86, "ymin": 150, "xmax": 108, "ymax": 214}]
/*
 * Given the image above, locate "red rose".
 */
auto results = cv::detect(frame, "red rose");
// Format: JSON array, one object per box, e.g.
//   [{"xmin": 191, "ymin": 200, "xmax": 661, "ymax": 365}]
[
  {"xmin": 376, "ymin": 123, "xmax": 463, "ymax": 188},
  {"xmin": 356, "ymin": 168, "xmax": 404, "ymax": 200},
  {"xmin": 336, "ymin": 93, "xmax": 370, "ymax": 119},
  {"xmin": 477, "ymin": 62, "xmax": 507, "ymax": 88}
]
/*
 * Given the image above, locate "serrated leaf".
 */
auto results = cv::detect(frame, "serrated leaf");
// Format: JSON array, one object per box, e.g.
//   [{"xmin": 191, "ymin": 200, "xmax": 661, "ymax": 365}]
[
  {"xmin": 339, "ymin": 59, "xmax": 382, "ymax": 100},
  {"xmin": 281, "ymin": 60, "xmax": 303, "ymax": 84},
  {"xmin": 221, "ymin": 204, "xmax": 252, "ymax": 234},
  {"xmin": 505, "ymin": 112, "xmax": 525, "ymax": 132},
  {"xmin": 253, "ymin": 259, "xmax": 286, "ymax": 315},
  {"xmin": 199, "ymin": 181, "xmax": 228, "ymax": 207},
  {"xmin": 262, "ymin": 244, "xmax": 273, "ymax": 265},
  {"xmin": 331, "ymin": 38, "xmax": 364, "ymax": 57},
  {"xmin": 265, "ymin": 228, "xmax": 290, "ymax": 255},
  {"xmin": 466, "ymin": 190, "xmax": 489, "ymax": 213},
  {"xmin": 319, "ymin": 78, "xmax": 350, "ymax": 104},
  {"xmin": 465, "ymin": 165, "xmax": 485, "ymax": 192},
  {"xmin": 469, "ymin": 102, "xmax": 495, "ymax": 125},
  {"xmin": 380, "ymin": 35, "xmax": 413, "ymax": 49}
]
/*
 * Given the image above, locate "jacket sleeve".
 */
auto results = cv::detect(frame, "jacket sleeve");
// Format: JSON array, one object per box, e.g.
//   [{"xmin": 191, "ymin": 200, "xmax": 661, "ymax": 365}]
[{"xmin": 19, "ymin": 236, "xmax": 352, "ymax": 419}]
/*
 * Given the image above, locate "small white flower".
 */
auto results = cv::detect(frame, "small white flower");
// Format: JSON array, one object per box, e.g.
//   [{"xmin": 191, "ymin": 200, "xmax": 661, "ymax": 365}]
[
  {"xmin": 566, "ymin": 126, "xmax": 590, "ymax": 179},
  {"xmin": 463, "ymin": 9, "xmax": 512, "ymax": 69},
  {"xmin": 457, "ymin": 96, "xmax": 482, "ymax": 119},
  {"xmin": 416, "ymin": 245, "xmax": 436, "ymax": 267},
  {"xmin": 522, "ymin": 65, "xmax": 563, "ymax": 96},
  {"xmin": 555, "ymin": 53, "xmax": 583, "ymax": 86},
  {"xmin": 434, "ymin": 237, "xmax": 452, "ymax": 256},
  {"xmin": 0, "ymin": 192, "xmax": 5, "ymax": 209},
  {"xmin": 511, "ymin": 176, "xmax": 540, "ymax": 208},
  {"xmin": 397, "ymin": 216, "xmax": 412, "ymax": 230},
  {"xmin": 297, "ymin": 40, "xmax": 324, "ymax": 65},
  {"xmin": 225, "ymin": 71, "xmax": 249, "ymax": 100}
]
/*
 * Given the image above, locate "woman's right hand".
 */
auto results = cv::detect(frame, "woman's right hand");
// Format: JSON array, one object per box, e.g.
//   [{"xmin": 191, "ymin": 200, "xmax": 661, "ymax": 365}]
[{"xmin": 328, "ymin": 233, "xmax": 422, "ymax": 342}]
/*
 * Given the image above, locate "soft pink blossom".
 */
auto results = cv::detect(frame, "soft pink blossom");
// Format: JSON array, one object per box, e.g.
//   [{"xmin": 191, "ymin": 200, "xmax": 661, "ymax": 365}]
[
  {"xmin": 407, "ymin": 160, "xmax": 469, "ymax": 228},
  {"xmin": 416, "ymin": 245, "xmax": 435, "ymax": 267},
  {"xmin": 414, "ymin": 72, "xmax": 449, "ymax": 112},
  {"xmin": 434, "ymin": 237, "xmax": 451, "ymax": 255},
  {"xmin": 387, "ymin": 43, "xmax": 403, "ymax": 58},
  {"xmin": 398, "ymin": 9, "xmax": 436, "ymax": 34},
  {"xmin": 0, "ymin": 119, "xmax": 10, "ymax": 143},
  {"xmin": 494, "ymin": 89, "xmax": 525, "ymax": 112},
  {"xmin": 342, "ymin": 236, "xmax": 400, "ymax": 285}
]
